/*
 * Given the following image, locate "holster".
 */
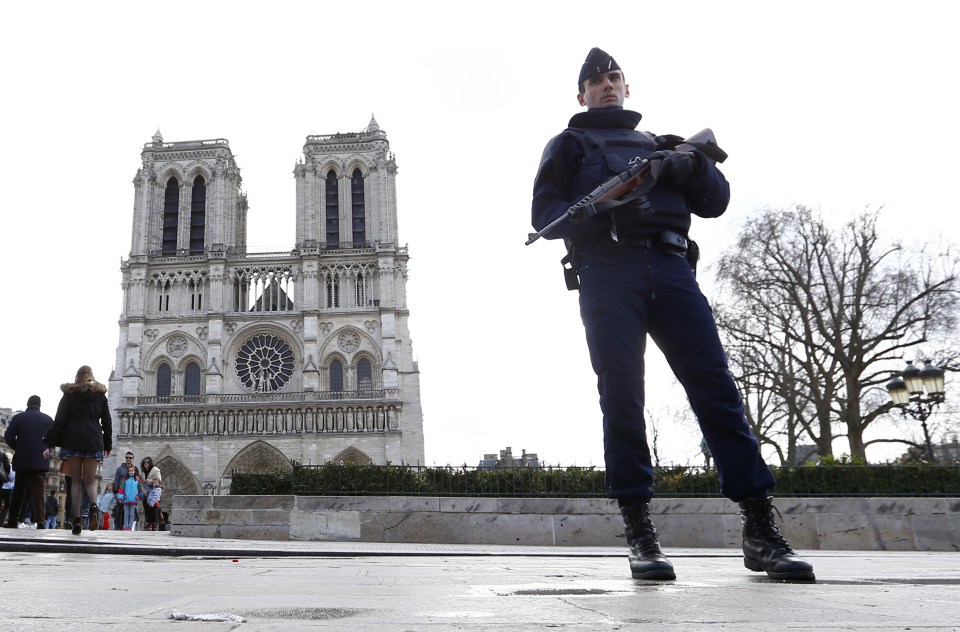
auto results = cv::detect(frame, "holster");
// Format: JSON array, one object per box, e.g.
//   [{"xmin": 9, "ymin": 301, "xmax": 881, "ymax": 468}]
[
  {"xmin": 561, "ymin": 243, "xmax": 580, "ymax": 291},
  {"xmin": 686, "ymin": 239, "xmax": 700, "ymax": 277}
]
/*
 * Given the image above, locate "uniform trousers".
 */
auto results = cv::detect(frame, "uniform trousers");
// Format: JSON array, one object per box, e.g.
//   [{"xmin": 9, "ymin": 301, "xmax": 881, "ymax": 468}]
[{"xmin": 577, "ymin": 242, "xmax": 775, "ymax": 503}]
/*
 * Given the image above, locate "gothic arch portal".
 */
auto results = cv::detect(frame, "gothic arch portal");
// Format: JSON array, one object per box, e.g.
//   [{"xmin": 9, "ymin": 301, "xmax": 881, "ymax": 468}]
[
  {"xmin": 329, "ymin": 446, "xmax": 373, "ymax": 465},
  {"xmin": 153, "ymin": 454, "xmax": 201, "ymax": 502},
  {"xmin": 223, "ymin": 440, "xmax": 291, "ymax": 476}
]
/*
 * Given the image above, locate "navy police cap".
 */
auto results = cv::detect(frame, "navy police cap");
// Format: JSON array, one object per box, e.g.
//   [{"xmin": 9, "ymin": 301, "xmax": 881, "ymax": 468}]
[{"xmin": 579, "ymin": 47, "xmax": 621, "ymax": 87}]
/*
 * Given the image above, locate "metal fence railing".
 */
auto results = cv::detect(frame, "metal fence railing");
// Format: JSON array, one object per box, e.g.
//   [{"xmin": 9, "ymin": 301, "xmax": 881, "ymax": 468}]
[{"xmin": 227, "ymin": 464, "xmax": 960, "ymax": 498}]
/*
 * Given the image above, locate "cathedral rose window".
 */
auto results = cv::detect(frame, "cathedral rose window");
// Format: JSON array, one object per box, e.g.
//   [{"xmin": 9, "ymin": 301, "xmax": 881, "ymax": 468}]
[{"xmin": 235, "ymin": 334, "xmax": 294, "ymax": 392}]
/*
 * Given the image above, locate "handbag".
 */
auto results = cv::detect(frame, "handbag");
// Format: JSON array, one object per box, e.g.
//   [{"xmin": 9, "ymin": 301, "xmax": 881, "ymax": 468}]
[{"xmin": 88, "ymin": 504, "xmax": 100, "ymax": 531}]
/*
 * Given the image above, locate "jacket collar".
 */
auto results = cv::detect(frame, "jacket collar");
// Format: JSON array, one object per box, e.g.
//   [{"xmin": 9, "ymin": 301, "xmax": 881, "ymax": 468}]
[{"xmin": 568, "ymin": 108, "xmax": 642, "ymax": 130}]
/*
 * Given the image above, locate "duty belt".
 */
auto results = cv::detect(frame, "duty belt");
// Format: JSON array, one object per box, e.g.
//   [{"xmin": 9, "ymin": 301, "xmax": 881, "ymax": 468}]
[
  {"xmin": 629, "ymin": 231, "xmax": 689, "ymax": 256},
  {"xmin": 562, "ymin": 230, "xmax": 693, "ymax": 292}
]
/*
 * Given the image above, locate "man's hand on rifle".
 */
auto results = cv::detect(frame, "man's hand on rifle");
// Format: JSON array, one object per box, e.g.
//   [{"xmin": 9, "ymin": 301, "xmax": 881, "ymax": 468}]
[{"xmin": 649, "ymin": 150, "xmax": 702, "ymax": 185}]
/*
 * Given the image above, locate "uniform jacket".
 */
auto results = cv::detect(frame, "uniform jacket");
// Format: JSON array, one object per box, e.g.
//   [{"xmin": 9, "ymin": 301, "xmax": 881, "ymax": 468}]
[
  {"xmin": 532, "ymin": 108, "xmax": 730, "ymax": 244},
  {"xmin": 4, "ymin": 407, "xmax": 54, "ymax": 471},
  {"xmin": 47, "ymin": 380, "xmax": 112, "ymax": 452}
]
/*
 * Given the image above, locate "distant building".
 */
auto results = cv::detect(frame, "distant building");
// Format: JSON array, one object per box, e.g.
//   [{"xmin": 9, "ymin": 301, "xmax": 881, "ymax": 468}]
[
  {"xmin": 479, "ymin": 447, "xmax": 540, "ymax": 469},
  {"xmin": 794, "ymin": 444, "xmax": 820, "ymax": 465},
  {"xmin": 108, "ymin": 118, "xmax": 425, "ymax": 504},
  {"xmin": 0, "ymin": 408, "xmax": 13, "ymax": 441},
  {"xmin": 900, "ymin": 435, "xmax": 960, "ymax": 464}
]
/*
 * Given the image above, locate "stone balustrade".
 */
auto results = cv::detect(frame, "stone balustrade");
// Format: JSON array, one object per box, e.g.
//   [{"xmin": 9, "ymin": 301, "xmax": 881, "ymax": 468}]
[
  {"xmin": 171, "ymin": 495, "xmax": 960, "ymax": 551},
  {"xmin": 117, "ymin": 401, "xmax": 401, "ymax": 438}
]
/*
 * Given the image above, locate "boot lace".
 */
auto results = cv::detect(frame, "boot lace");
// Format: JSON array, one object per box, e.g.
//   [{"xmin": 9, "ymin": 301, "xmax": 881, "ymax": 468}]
[
  {"xmin": 623, "ymin": 507, "xmax": 663, "ymax": 556},
  {"xmin": 746, "ymin": 501, "xmax": 794, "ymax": 553}
]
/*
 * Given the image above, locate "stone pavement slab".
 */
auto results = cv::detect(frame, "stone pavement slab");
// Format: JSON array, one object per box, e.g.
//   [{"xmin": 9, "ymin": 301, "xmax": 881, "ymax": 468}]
[{"xmin": 0, "ymin": 530, "xmax": 957, "ymax": 631}]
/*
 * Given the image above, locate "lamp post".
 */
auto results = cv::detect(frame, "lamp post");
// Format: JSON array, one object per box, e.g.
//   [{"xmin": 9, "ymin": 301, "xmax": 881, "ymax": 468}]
[{"xmin": 885, "ymin": 359, "xmax": 946, "ymax": 462}]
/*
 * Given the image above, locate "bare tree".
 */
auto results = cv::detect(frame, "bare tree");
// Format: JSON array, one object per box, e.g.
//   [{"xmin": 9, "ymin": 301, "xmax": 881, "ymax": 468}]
[
  {"xmin": 713, "ymin": 206, "xmax": 959, "ymax": 461},
  {"xmin": 643, "ymin": 406, "xmax": 661, "ymax": 467}
]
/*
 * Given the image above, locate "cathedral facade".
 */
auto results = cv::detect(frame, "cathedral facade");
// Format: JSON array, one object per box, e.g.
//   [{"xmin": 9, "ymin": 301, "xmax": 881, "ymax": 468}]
[{"xmin": 108, "ymin": 117, "xmax": 424, "ymax": 499}]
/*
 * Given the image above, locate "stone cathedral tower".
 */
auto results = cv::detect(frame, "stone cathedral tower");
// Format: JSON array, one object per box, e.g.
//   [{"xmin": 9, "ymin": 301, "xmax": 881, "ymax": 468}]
[{"xmin": 109, "ymin": 117, "xmax": 424, "ymax": 499}]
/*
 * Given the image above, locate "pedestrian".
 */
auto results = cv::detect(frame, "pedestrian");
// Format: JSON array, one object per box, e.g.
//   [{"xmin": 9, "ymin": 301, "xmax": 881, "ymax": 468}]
[
  {"xmin": 117, "ymin": 466, "xmax": 143, "ymax": 531},
  {"xmin": 113, "ymin": 451, "xmax": 139, "ymax": 493},
  {"xmin": 97, "ymin": 482, "xmax": 117, "ymax": 530},
  {"xmin": 0, "ymin": 453, "xmax": 13, "ymax": 525},
  {"xmin": 3, "ymin": 396, "xmax": 54, "ymax": 529},
  {"xmin": 531, "ymin": 48, "xmax": 814, "ymax": 581},
  {"xmin": 44, "ymin": 490, "xmax": 59, "ymax": 529},
  {"xmin": 140, "ymin": 457, "xmax": 162, "ymax": 531},
  {"xmin": 113, "ymin": 451, "xmax": 139, "ymax": 528},
  {"xmin": 42, "ymin": 366, "xmax": 113, "ymax": 536}
]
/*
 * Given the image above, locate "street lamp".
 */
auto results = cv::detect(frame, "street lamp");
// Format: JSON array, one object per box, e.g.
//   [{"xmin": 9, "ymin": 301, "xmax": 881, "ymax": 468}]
[{"xmin": 885, "ymin": 360, "xmax": 946, "ymax": 462}]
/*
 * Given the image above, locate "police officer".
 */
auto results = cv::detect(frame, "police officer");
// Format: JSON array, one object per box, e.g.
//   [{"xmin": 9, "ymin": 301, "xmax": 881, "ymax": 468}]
[{"xmin": 531, "ymin": 48, "xmax": 814, "ymax": 581}]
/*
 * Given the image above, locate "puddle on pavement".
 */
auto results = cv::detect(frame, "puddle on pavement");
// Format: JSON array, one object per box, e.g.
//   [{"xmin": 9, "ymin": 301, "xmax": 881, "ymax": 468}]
[
  {"xmin": 236, "ymin": 607, "xmax": 368, "ymax": 620},
  {"xmin": 511, "ymin": 588, "xmax": 617, "ymax": 596}
]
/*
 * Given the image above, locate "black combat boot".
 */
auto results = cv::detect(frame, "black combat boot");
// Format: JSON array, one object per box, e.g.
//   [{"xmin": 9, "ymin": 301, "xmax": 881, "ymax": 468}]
[
  {"xmin": 620, "ymin": 503, "xmax": 676, "ymax": 580},
  {"xmin": 739, "ymin": 496, "xmax": 815, "ymax": 581}
]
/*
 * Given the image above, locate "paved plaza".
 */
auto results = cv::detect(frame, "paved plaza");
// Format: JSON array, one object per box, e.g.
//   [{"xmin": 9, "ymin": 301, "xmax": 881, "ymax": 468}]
[{"xmin": 0, "ymin": 530, "xmax": 957, "ymax": 631}]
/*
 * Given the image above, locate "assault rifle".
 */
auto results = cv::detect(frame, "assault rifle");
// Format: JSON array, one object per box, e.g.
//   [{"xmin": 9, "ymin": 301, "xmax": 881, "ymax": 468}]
[{"xmin": 525, "ymin": 129, "xmax": 727, "ymax": 246}]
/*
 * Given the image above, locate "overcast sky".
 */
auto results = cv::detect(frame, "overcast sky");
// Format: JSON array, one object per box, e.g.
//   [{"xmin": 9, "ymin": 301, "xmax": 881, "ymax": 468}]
[{"xmin": 2, "ymin": 1, "xmax": 956, "ymax": 466}]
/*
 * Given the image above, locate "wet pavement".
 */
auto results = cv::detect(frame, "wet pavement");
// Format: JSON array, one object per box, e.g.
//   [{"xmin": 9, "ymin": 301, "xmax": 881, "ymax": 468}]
[{"xmin": 0, "ymin": 529, "xmax": 957, "ymax": 630}]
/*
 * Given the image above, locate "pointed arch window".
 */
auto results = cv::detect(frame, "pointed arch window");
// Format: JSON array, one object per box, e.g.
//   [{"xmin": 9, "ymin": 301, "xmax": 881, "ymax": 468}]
[
  {"xmin": 158, "ymin": 279, "xmax": 172, "ymax": 312},
  {"xmin": 326, "ymin": 273, "xmax": 340, "ymax": 308},
  {"xmin": 190, "ymin": 175, "xmax": 206, "ymax": 254},
  {"xmin": 185, "ymin": 362, "xmax": 202, "ymax": 397},
  {"xmin": 357, "ymin": 357, "xmax": 373, "ymax": 391},
  {"xmin": 351, "ymin": 168, "xmax": 365, "ymax": 247},
  {"xmin": 355, "ymin": 271, "xmax": 366, "ymax": 306},
  {"xmin": 189, "ymin": 278, "xmax": 203, "ymax": 311},
  {"xmin": 162, "ymin": 178, "xmax": 179, "ymax": 255},
  {"xmin": 330, "ymin": 359, "xmax": 344, "ymax": 392},
  {"xmin": 325, "ymin": 170, "xmax": 339, "ymax": 248},
  {"xmin": 157, "ymin": 363, "xmax": 172, "ymax": 397}
]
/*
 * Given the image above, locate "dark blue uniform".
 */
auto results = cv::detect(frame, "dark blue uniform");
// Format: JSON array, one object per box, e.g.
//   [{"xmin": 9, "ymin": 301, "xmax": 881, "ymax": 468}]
[{"xmin": 532, "ymin": 107, "xmax": 775, "ymax": 504}]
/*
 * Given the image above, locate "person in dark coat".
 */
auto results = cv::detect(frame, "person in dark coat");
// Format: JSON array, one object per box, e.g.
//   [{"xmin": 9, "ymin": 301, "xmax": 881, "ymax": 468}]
[
  {"xmin": 43, "ymin": 366, "xmax": 112, "ymax": 535},
  {"xmin": 44, "ymin": 490, "xmax": 59, "ymax": 529},
  {"xmin": 113, "ymin": 451, "xmax": 139, "ymax": 529},
  {"xmin": 3, "ymin": 396, "xmax": 54, "ymax": 528}
]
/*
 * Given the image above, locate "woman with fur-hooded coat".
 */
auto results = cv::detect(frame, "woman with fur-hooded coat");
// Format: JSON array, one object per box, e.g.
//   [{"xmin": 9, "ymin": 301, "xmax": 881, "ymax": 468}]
[{"xmin": 43, "ymin": 365, "xmax": 112, "ymax": 535}]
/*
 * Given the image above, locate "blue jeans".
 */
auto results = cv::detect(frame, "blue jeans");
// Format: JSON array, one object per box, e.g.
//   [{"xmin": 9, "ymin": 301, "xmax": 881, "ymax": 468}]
[
  {"xmin": 577, "ymin": 243, "xmax": 775, "ymax": 503},
  {"xmin": 44, "ymin": 516, "xmax": 57, "ymax": 529},
  {"xmin": 123, "ymin": 504, "xmax": 137, "ymax": 529}
]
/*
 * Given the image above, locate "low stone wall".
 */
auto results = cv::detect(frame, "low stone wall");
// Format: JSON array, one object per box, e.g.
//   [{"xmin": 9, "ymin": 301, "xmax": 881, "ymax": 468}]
[{"xmin": 171, "ymin": 495, "xmax": 960, "ymax": 551}]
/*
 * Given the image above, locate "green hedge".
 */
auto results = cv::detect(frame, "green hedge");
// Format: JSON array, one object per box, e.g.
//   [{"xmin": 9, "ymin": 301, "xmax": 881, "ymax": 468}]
[{"xmin": 230, "ymin": 464, "xmax": 960, "ymax": 497}]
